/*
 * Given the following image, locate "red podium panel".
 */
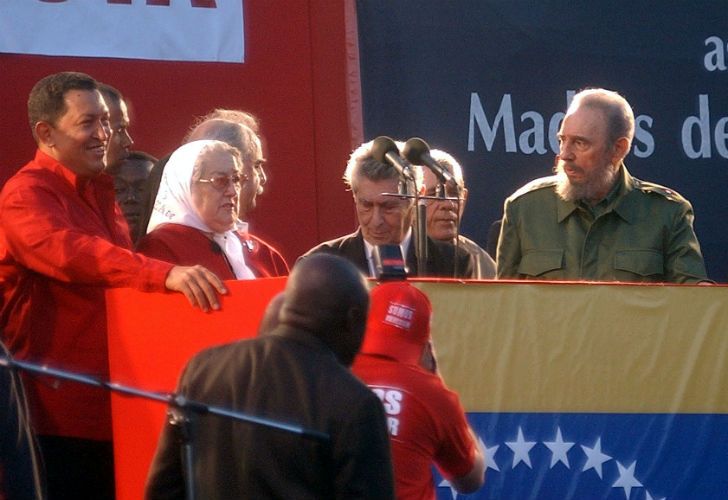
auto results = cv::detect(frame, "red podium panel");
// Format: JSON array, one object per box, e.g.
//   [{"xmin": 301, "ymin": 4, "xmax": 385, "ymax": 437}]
[
  {"xmin": 106, "ymin": 279, "xmax": 728, "ymax": 498},
  {"xmin": 106, "ymin": 277, "xmax": 287, "ymax": 500}
]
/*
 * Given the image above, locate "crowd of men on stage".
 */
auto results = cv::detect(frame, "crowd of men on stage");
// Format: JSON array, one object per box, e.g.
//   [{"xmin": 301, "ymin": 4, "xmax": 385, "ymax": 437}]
[{"xmin": 0, "ymin": 70, "xmax": 711, "ymax": 499}]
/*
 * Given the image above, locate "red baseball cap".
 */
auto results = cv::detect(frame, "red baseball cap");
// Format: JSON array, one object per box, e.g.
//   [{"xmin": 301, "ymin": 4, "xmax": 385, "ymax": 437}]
[{"xmin": 360, "ymin": 282, "xmax": 432, "ymax": 366}]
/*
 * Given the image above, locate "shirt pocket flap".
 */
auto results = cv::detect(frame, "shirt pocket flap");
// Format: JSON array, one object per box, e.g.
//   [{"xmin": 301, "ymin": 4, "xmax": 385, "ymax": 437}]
[
  {"xmin": 614, "ymin": 250, "xmax": 663, "ymax": 276},
  {"xmin": 518, "ymin": 250, "xmax": 564, "ymax": 276}
]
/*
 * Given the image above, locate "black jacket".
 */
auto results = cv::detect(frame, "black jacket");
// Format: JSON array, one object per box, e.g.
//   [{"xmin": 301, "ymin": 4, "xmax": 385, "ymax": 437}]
[
  {"xmin": 303, "ymin": 229, "xmax": 475, "ymax": 279},
  {"xmin": 146, "ymin": 326, "xmax": 395, "ymax": 500}
]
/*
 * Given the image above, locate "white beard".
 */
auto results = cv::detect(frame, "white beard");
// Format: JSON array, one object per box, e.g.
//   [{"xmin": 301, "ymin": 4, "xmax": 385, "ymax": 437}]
[{"xmin": 555, "ymin": 160, "xmax": 619, "ymax": 204}]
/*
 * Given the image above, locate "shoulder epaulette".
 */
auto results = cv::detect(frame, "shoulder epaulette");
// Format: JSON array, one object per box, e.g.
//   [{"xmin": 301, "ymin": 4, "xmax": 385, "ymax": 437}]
[
  {"xmin": 632, "ymin": 178, "xmax": 687, "ymax": 203},
  {"xmin": 509, "ymin": 175, "xmax": 558, "ymax": 201}
]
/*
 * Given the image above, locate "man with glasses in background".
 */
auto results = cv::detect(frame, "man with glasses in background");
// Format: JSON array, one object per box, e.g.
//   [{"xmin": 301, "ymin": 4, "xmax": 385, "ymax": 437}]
[
  {"xmin": 421, "ymin": 148, "xmax": 495, "ymax": 279},
  {"xmin": 302, "ymin": 139, "xmax": 474, "ymax": 278}
]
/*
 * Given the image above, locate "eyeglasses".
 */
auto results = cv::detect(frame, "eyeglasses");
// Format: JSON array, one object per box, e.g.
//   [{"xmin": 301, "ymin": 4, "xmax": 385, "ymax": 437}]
[
  {"xmin": 424, "ymin": 182, "xmax": 463, "ymax": 199},
  {"xmin": 196, "ymin": 173, "xmax": 244, "ymax": 191}
]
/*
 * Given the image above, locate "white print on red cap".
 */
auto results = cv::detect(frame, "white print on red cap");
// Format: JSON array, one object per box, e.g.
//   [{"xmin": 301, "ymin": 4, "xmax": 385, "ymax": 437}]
[{"xmin": 384, "ymin": 302, "xmax": 415, "ymax": 331}]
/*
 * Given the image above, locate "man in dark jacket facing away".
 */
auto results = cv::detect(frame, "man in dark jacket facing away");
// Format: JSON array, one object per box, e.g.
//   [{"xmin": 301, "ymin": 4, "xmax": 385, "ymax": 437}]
[{"xmin": 146, "ymin": 253, "xmax": 395, "ymax": 499}]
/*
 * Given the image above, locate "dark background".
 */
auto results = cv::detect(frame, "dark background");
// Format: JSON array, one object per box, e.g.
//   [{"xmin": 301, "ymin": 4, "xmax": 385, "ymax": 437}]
[{"xmin": 357, "ymin": 1, "xmax": 728, "ymax": 281}]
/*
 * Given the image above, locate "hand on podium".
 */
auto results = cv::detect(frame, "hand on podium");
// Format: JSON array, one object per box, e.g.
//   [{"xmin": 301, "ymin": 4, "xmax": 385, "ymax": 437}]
[{"xmin": 165, "ymin": 265, "xmax": 228, "ymax": 312}]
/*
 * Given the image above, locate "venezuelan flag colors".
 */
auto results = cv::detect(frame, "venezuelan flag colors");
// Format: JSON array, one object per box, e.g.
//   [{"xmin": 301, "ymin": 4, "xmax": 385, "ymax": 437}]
[{"xmin": 416, "ymin": 281, "xmax": 728, "ymax": 499}]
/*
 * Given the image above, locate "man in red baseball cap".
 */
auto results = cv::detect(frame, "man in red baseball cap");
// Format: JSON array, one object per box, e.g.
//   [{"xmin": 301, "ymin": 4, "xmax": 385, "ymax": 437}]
[{"xmin": 352, "ymin": 281, "xmax": 485, "ymax": 499}]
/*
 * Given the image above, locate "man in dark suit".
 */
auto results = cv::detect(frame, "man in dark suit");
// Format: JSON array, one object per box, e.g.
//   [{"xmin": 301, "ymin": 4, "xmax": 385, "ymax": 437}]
[
  {"xmin": 303, "ymin": 139, "xmax": 474, "ymax": 278},
  {"xmin": 145, "ymin": 254, "xmax": 395, "ymax": 499}
]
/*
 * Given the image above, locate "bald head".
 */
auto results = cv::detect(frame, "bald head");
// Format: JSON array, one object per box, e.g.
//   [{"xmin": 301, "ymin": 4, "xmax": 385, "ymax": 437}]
[
  {"xmin": 186, "ymin": 119, "xmax": 258, "ymax": 162},
  {"xmin": 258, "ymin": 292, "xmax": 285, "ymax": 335},
  {"xmin": 280, "ymin": 254, "xmax": 369, "ymax": 365}
]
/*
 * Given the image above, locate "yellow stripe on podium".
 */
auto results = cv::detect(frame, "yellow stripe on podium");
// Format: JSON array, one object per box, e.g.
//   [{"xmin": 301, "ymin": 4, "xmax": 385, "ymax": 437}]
[{"xmin": 415, "ymin": 281, "xmax": 728, "ymax": 414}]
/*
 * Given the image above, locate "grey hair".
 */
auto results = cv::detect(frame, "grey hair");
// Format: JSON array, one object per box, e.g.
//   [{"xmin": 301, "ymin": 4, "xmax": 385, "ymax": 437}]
[
  {"xmin": 187, "ymin": 119, "xmax": 259, "ymax": 166},
  {"xmin": 429, "ymin": 149, "xmax": 465, "ymax": 187},
  {"xmin": 568, "ymin": 88, "xmax": 635, "ymax": 146},
  {"xmin": 343, "ymin": 139, "xmax": 423, "ymax": 195}
]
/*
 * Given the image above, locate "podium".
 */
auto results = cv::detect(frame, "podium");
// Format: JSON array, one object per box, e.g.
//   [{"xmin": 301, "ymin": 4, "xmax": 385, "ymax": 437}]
[
  {"xmin": 107, "ymin": 279, "xmax": 728, "ymax": 499},
  {"xmin": 106, "ymin": 277, "xmax": 286, "ymax": 500}
]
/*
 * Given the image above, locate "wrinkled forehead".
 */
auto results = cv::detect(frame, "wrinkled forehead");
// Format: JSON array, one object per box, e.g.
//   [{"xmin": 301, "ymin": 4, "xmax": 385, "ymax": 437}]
[
  {"xmin": 251, "ymin": 134, "xmax": 263, "ymax": 157},
  {"xmin": 232, "ymin": 132, "xmax": 262, "ymax": 172},
  {"xmin": 61, "ymin": 88, "xmax": 109, "ymax": 120},
  {"xmin": 421, "ymin": 168, "xmax": 442, "ymax": 189},
  {"xmin": 107, "ymin": 98, "xmax": 129, "ymax": 126},
  {"xmin": 560, "ymin": 104, "xmax": 609, "ymax": 138},
  {"xmin": 352, "ymin": 175, "xmax": 402, "ymax": 198}
]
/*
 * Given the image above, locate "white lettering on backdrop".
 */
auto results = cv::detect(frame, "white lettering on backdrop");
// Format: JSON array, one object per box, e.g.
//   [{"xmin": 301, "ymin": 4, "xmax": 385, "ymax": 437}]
[{"xmin": 467, "ymin": 36, "xmax": 728, "ymax": 159}]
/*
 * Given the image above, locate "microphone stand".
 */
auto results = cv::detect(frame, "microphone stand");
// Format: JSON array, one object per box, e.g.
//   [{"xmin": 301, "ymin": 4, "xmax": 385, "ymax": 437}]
[
  {"xmin": 414, "ymin": 175, "xmax": 428, "ymax": 276},
  {"xmin": 381, "ymin": 166, "xmax": 428, "ymax": 277},
  {"xmin": 453, "ymin": 182, "xmax": 463, "ymax": 278},
  {"xmin": 0, "ymin": 355, "xmax": 329, "ymax": 500},
  {"xmin": 417, "ymin": 182, "xmax": 464, "ymax": 278}
]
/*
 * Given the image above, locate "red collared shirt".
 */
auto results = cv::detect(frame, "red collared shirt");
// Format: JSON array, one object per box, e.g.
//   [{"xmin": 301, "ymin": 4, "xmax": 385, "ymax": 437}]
[{"xmin": 0, "ymin": 150, "xmax": 173, "ymax": 440}]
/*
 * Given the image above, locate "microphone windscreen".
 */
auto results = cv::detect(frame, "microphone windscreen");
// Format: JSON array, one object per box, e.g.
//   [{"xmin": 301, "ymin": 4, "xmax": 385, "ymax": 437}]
[
  {"xmin": 371, "ymin": 136, "xmax": 400, "ymax": 164},
  {"xmin": 402, "ymin": 137, "xmax": 431, "ymax": 165}
]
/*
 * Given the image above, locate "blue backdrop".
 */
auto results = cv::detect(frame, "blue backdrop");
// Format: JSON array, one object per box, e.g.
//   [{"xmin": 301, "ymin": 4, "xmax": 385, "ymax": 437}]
[{"xmin": 356, "ymin": 1, "xmax": 728, "ymax": 281}]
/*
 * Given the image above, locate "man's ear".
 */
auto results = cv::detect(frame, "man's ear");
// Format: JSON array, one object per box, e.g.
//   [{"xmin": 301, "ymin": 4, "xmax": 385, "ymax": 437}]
[
  {"xmin": 419, "ymin": 341, "xmax": 438, "ymax": 373},
  {"xmin": 35, "ymin": 121, "xmax": 54, "ymax": 148},
  {"xmin": 611, "ymin": 137, "xmax": 630, "ymax": 164}
]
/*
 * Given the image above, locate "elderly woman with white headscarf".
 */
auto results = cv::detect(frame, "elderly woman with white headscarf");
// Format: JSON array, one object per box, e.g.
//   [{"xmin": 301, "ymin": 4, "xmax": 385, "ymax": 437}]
[{"xmin": 136, "ymin": 140, "xmax": 256, "ymax": 280}]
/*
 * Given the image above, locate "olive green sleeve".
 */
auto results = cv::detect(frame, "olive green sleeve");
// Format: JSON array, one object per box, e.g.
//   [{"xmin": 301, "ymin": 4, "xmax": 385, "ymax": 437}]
[
  {"xmin": 496, "ymin": 199, "xmax": 521, "ymax": 279},
  {"xmin": 664, "ymin": 201, "xmax": 710, "ymax": 283}
]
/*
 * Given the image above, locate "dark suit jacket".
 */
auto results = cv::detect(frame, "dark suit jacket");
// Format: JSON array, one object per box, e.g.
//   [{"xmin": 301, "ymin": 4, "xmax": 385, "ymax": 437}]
[
  {"xmin": 146, "ymin": 326, "xmax": 395, "ymax": 500},
  {"xmin": 303, "ymin": 229, "xmax": 475, "ymax": 279},
  {"xmin": 136, "ymin": 154, "xmax": 170, "ymax": 243}
]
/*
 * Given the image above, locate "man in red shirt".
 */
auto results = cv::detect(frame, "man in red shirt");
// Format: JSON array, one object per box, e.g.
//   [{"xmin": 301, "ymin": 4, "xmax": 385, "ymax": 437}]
[
  {"xmin": 0, "ymin": 71, "xmax": 226, "ymax": 498},
  {"xmin": 352, "ymin": 281, "xmax": 485, "ymax": 499}
]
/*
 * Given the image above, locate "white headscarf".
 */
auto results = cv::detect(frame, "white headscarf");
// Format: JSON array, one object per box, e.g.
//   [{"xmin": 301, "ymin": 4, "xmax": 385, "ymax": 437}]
[{"xmin": 147, "ymin": 140, "xmax": 255, "ymax": 280}]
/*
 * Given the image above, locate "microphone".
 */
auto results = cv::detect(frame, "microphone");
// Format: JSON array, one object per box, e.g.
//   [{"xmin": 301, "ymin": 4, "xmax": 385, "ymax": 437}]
[
  {"xmin": 372, "ymin": 244, "xmax": 408, "ymax": 281},
  {"xmin": 402, "ymin": 137, "xmax": 455, "ymax": 185},
  {"xmin": 371, "ymin": 136, "xmax": 413, "ymax": 181}
]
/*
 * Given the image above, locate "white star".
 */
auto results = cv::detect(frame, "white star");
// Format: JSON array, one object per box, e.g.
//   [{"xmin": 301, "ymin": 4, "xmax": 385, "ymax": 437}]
[
  {"xmin": 480, "ymin": 436, "xmax": 500, "ymax": 472},
  {"xmin": 438, "ymin": 478, "xmax": 458, "ymax": 499},
  {"xmin": 612, "ymin": 460, "xmax": 643, "ymax": 499},
  {"xmin": 543, "ymin": 427, "xmax": 575, "ymax": 469},
  {"xmin": 645, "ymin": 492, "xmax": 665, "ymax": 500},
  {"xmin": 505, "ymin": 426, "xmax": 536, "ymax": 469},
  {"xmin": 581, "ymin": 437, "xmax": 612, "ymax": 479}
]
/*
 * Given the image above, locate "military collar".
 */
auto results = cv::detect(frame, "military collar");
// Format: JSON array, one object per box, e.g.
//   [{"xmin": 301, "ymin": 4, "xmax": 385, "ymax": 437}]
[
  {"xmin": 556, "ymin": 196, "xmax": 579, "ymax": 223},
  {"xmin": 555, "ymin": 163, "xmax": 634, "ymax": 223},
  {"xmin": 610, "ymin": 164, "xmax": 639, "ymax": 224}
]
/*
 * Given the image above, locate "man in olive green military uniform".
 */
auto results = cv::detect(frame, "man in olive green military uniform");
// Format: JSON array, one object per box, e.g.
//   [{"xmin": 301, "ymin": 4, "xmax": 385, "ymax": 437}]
[{"xmin": 496, "ymin": 88, "xmax": 708, "ymax": 283}]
